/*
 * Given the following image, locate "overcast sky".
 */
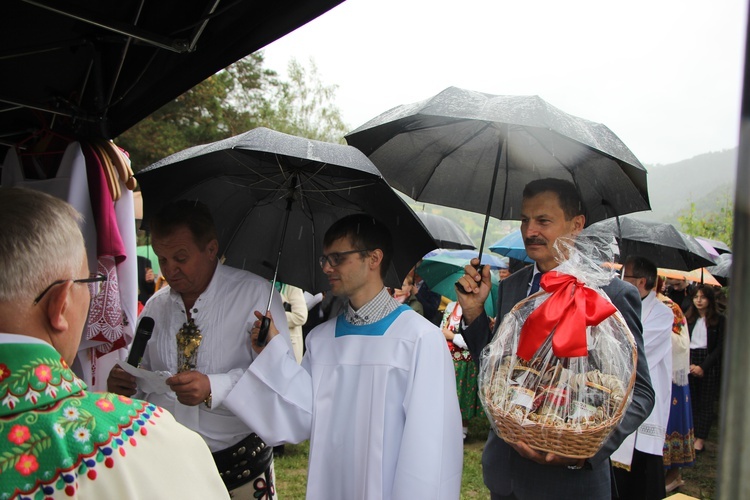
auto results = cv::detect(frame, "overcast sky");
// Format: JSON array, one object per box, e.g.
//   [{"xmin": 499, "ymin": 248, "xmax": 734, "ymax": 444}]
[{"xmin": 261, "ymin": 0, "xmax": 747, "ymax": 166}]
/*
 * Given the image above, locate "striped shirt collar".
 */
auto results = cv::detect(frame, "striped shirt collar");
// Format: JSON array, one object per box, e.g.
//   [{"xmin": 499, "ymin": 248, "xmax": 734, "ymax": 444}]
[{"xmin": 345, "ymin": 287, "xmax": 400, "ymax": 325}]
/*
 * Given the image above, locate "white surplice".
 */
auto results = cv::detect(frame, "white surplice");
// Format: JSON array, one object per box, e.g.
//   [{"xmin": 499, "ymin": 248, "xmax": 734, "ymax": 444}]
[
  {"xmin": 137, "ymin": 262, "xmax": 291, "ymax": 452},
  {"xmin": 225, "ymin": 306, "xmax": 464, "ymax": 500},
  {"xmin": 613, "ymin": 290, "xmax": 673, "ymax": 465}
]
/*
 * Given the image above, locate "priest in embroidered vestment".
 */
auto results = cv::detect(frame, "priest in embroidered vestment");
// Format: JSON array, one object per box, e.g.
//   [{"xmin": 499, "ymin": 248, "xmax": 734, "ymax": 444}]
[{"xmin": 0, "ymin": 187, "xmax": 227, "ymax": 499}]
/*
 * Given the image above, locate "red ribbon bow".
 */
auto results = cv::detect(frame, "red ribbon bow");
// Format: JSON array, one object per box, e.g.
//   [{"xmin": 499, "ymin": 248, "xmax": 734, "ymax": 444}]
[{"xmin": 517, "ymin": 272, "xmax": 617, "ymax": 361}]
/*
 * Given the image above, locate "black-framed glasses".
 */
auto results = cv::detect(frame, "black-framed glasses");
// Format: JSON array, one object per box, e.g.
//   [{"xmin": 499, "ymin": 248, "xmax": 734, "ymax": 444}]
[
  {"xmin": 33, "ymin": 273, "xmax": 108, "ymax": 305},
  {"xmin": 318, "ymin": 249, "xmax": 370, "ymax": 269}
]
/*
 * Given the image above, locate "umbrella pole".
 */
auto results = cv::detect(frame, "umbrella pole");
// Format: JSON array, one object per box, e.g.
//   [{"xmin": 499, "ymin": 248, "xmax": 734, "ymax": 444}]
[
  {"xmin": 477, "ymin": 136, "xmax": 506, "ymax": 261},
  {"xmin": 456, "ymin": 135, "xmax": 504, "ymax": 296},
  {"xmin": 257, "ymin": 175, "xmax": 298, "ymax": 346}
]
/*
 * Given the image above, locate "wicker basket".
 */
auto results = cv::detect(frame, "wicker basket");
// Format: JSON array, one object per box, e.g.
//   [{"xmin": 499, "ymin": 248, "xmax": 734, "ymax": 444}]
[{"xmin": 483, "ymin": 293, "xmax": 638, "ymax": 459}]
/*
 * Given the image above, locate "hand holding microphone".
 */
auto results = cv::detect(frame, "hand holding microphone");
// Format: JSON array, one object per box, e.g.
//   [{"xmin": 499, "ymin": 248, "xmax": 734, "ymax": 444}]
[{"xmin": 108, "ymin": 317, "xmax": 155, "ymax": 396}]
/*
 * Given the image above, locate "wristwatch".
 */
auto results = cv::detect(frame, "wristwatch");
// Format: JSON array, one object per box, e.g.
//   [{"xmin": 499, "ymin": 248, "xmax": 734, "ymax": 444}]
[{"xmin": 203, "ymin": 392, "xmax": 212, "ymax": 409}]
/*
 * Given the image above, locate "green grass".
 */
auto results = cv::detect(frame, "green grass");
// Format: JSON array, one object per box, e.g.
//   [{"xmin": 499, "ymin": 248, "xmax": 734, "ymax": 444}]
[
  {"xmin": 675, "ymin": 422, "xmax": 719, "ymax": 499},
  {"xmin": 272, "ymin": 414, "xmax": 492, "ymax": 499},
  {"xmin": 273, "ymin": 413, "xmax": 716, "ymax": 499},
  {"xmin": 272, "ymin": 444, "xmax": 309, "ymax": 498}
]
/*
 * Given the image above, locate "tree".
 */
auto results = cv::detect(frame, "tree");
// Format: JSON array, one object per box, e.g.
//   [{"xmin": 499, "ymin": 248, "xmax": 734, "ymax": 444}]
[
  {"xmin": 260, "ymin": 58, "xmax": 349, "ymax": 143},
  {"xmin": 118, "ymin": 53, "xmax": 348, "ymax": 171},
  {"xmin": 678, "ymin": 194, "xmax": 734, "ymax": 246},
  {"xmin": 118, "ymin": 53, "xmax": 280, "ymax": 170}
]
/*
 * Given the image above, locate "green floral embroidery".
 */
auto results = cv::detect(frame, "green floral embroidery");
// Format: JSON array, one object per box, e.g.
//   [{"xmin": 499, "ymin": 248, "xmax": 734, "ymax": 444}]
[
  {"xmin": 0, "ymin": 431, "xmax": 51, "ymax": 473},
  {"xmin": 0, "ymin": 343, "xmax": 158, "ymax": 499},
  {"xmin": 2, "ymin": 357, "xmax": 67, "ymax": 392}
]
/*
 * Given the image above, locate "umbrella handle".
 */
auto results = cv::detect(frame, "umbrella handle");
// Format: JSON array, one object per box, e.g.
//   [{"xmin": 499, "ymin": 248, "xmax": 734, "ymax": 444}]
[
  {"xmin": 256, "ymin": 316, "xmax": 271, "ymax": 347},
  {"xmin": 454, "ymin": 263, "xmax": 485, "ymax": 295}
]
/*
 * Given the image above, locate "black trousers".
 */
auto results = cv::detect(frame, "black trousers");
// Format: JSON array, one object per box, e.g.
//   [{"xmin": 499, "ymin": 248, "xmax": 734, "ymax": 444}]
[{"xmin": 612, "ymin": 449, "xmax": 666, "ymax": 500}]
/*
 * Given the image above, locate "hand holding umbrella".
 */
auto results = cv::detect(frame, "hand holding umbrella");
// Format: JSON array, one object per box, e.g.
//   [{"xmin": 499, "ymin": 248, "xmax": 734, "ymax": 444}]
[
  {"xmin": 455, "ymin": 258, "xmax": 494, "ymax": 324},
  {"xmin": 249, "ymin": 311, "xmax": 280, "ymax": 353}
]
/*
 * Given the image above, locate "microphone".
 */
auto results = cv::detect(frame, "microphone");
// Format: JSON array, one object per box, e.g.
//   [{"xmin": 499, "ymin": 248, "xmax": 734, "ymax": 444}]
[{"xmin": 127, "ymin": 316, "xmax": 155, "ymax": 367}]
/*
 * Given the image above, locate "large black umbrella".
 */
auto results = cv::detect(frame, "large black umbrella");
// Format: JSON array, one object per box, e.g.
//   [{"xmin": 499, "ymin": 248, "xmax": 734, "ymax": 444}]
[
  {"xmin": 584, "ymin": 216, "xmax": 716, "ymax": 271},
  {"xmin": 415, "ymin": 212, "xmax": 475, "ymax": 250},
  {"xmin": 136, "ymin": 127, "xmax": 437, "ymax": 295},
  {"xmin": 346, "ymin": 86, "xmax": 651, "ymax": 256},
  {"xmin": 1, "ymin": 0, "xmax": 342, "ymax": 155}
]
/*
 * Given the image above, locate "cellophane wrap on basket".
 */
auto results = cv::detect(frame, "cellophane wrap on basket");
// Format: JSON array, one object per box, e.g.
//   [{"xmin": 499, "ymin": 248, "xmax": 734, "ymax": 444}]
[{"xmin": 478, "ymin": 232, "xmax": 637, "ymax": 459}]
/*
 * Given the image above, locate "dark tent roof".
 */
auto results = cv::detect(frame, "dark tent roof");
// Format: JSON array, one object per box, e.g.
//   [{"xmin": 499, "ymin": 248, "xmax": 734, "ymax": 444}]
[{"xmin": 0, "ymin": 0, "xmax": 344, "ymax": 157}]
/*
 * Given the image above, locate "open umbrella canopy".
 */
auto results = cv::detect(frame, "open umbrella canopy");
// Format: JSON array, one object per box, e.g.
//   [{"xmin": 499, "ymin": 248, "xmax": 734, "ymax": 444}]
[
  {"xmin": 659, "ymin": 268, "xmax": 722, "ymax": 287},
  {"xmin": 417, "ymin": 253, "xmax": 499, "ymax": 317},
  {"xmin": 695, "ymin": 236, "xmax": 732, "ymax": 255},
  {"xmin": 437, "ymin": 249, "xmax": 507, "ymax": 269},
  {"xmin": 489, "ymin": 229, "xmax": 533, "ymax": 263},
  {"xmin": 1, "ymin": 0, "xmax": 342, "ymax": 155},
  {"xmin": 136, "ymin": 127, "xmax": 437, "ymax": 293},
  {"xmin": 707, "ymin": 253, "xmax": 732, "ymax": 285},
  {"xmin": 585, "ymin": 216, "xmax": 716, "ymax": 271},
  {"xmin": 415, "ymin": 212, "xmax": 475, "ymax": 250},
  {"xmin": 695, "ymin": 237, "xmax": 721, "ymax": 260},
  {"xmin": 346, "ymin": 86, "xmax": 650, "ymax": 230}
]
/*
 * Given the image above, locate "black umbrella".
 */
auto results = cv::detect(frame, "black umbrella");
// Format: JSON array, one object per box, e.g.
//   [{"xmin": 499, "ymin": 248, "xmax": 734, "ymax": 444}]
[
  {"xmin": 137, "ymin": 127, "xmax": 437, "ymax": 294},
  {"xmin": 584, "ymin": 216, "xmax": 716, "ymax": 271},
  {"xmin": 415, "ymin": 212, "xmax": 475, "ymax": 250},
  {"xmin": 1, "ymin": 0, "xmax": 342, "ymax": 155},
  {"xmin": 707, "ymin": 253, "xmax": 732, "ymax": 286},
  {"xmin": 346, "ymin": 86, "xmax": 651, "ymax": 257}
]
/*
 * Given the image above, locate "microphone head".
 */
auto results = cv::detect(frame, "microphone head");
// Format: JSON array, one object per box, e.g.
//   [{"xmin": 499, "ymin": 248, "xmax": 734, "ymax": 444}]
[
  {"xmin": 137, "ymin": 316, "xmax": 155, "ymax": 336},
  {"xmin": 127, "ymin": 316, "xmax": 156, "ymax": 367}
]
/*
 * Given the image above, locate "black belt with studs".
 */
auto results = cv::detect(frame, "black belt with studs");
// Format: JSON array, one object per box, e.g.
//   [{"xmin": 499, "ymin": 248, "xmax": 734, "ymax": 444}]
[{"xmin": 212, "ymin": 433, "xmax": 273, "ymax": 490}]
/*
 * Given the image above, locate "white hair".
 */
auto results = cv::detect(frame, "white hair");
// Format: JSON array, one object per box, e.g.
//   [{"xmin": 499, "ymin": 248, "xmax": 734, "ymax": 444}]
[{"xmin": 0, "ymin": 187, "xmax": 85, "ymax": 303}]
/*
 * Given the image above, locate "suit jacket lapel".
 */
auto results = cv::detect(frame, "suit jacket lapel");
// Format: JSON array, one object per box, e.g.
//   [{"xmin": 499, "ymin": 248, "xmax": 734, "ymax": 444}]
[{"xmin": 499, "ymin": 267, "xmax": 534, "ymax": 319}]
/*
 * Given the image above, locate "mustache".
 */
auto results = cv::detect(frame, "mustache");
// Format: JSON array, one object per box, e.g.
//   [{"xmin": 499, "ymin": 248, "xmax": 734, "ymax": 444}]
[{"xmin": 524, "ymin": 237, "xmax": 547, "ymax": 246}]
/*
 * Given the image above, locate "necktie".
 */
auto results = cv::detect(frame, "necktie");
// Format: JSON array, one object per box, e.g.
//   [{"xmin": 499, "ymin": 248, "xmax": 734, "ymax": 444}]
[{"xmin": 528, "ymin": 272, "xmax": 542, "ymax": 296}]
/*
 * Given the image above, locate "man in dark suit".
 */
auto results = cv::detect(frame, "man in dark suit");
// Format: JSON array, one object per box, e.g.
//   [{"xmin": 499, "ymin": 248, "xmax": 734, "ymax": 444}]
[{"xmin": 457, "ymin": 178, "xmax": 655, "ymax": 500}]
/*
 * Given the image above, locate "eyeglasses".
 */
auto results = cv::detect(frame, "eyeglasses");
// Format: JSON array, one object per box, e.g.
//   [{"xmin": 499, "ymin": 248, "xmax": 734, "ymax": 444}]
[
  {"xmin": 318, "ymin": 249, "xmax": 369, "ymax": 269},
  {"xmin": 33, "ymin": 273, "xmax": 108, "ymax": 305}
]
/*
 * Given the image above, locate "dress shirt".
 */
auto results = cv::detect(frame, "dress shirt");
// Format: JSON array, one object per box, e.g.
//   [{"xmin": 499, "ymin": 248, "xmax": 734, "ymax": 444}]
[
  {"xmin": 138, "ymin": 262, "xmax": 291, "ymax": 452},
  {"xmin": 345, "ymin": 287, "xmax": 400, "ymax": 325}
]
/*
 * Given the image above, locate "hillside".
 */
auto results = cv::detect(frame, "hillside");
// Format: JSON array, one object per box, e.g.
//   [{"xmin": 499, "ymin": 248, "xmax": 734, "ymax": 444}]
[{"xmin": 639, "ymin": 148, "xmax": 737, "ymax": 224}]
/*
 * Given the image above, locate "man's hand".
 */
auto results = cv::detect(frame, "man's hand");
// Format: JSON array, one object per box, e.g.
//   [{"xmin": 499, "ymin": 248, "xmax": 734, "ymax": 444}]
[
  {"xmin": 689, "ymin": 364, "xmax": 705, "ymax": 378},
  {"xmin": 166, "ymin": 371, "xmax": 211, "ymax": 406},
  {"xmin": 509, "ymin": 440, "xmax": 585, "ymax": 468},
  {"xmin": 249, "ymin": 310, "xmax": 279, "ymax": 353},
  {"xmin": 107, "ymin": 365, "xmax": 137, "ymax": 396},
  {"xmin": 455, "ymin": 258, "xmax": 493, "ymax": 325},
  {"xmin": 442, "ymin": 326, "xmax": 455, "ymax": 341}
]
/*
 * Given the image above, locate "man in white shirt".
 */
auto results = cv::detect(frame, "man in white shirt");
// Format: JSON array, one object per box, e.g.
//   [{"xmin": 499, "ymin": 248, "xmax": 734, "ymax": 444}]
[
  {"xmin": 107, "ymin": 200, "xmax": 290, "ymax": 498},
  {"xmin": 614, "ymin": 255, "xmax": 674, "ymax": 499},
  {"xmin": 225, "ymin": 213, "xmax": 464, "ymax": 499}
]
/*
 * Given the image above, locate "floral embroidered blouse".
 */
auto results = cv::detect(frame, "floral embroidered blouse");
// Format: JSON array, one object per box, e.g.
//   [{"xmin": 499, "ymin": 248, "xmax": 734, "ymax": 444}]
[{"xmin": 0, "ymin": 338, "xmax": 228, "ymax": 499}]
